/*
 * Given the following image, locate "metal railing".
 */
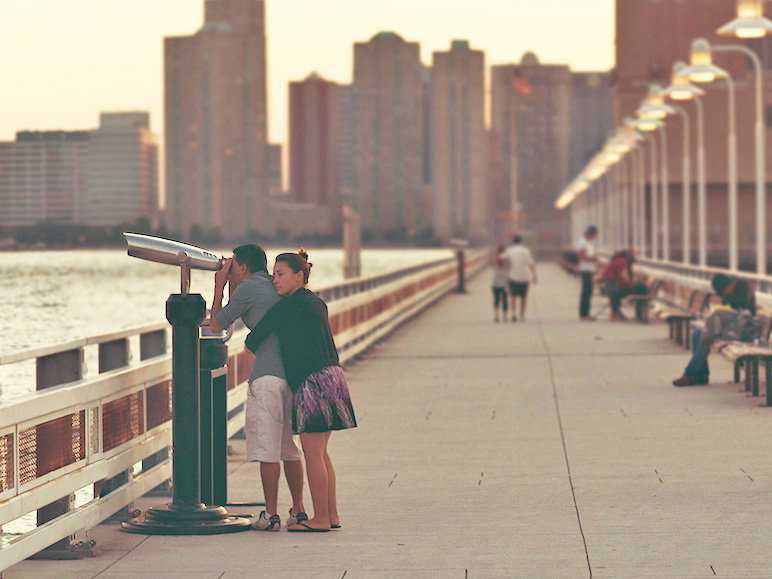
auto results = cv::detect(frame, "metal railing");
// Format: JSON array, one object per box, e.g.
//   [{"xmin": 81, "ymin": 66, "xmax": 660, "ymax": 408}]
[
  {"xmin": 632, "ymin": 257, "xmax": 772, "ymax": 311},
  {"xmin": 0, "ymin": 250, "xmax": 488, "ymax": 569}
]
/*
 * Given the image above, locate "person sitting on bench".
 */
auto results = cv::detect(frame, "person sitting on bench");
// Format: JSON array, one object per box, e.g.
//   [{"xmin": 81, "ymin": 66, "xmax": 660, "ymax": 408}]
[
  {"xmin": 600, "ymin": 250, "xmax": 648, "ymax": 321},
  {"xmin": 672, "ymin": 274, "xmax": 758, "ymax": 387}
]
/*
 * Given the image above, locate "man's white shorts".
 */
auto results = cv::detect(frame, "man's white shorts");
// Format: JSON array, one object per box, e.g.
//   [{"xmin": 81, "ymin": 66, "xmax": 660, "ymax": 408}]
[{"xmin": 246, "ymin": 376, "xmax": 301, "ymax": 463}]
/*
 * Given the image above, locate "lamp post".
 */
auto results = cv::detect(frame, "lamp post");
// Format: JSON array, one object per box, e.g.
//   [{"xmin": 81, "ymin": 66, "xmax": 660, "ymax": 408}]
[
  {"xmin": 649, "ymin": 89, "xmax": 692, "ymax": 264},
  {"xmin": 664, "ymin": 61, "xmax": 707, "ymax": 267},
  {"xmin": 636, "ymin": 118, "xmax": 663, "ymax": 259},
  {"xmin": 683, "ymin": 38, "xmax": 738, "ymax": 271},
  {"xmin": 638, "ymin": 86, "xmax": 676, "ymax": 262},
  {"xmin": 671, "ymin": 104, "xmax": 691, "ymax": 265},
  {"xmin": 612, "ymin": 128, "xmax": 642, "ymax": 250},
  {"xmin": 620, "ymin": 151, "xmax": 630, "ymax": 249},
  {"xmin": 717, "ymin": 1, "xmax": 770, "ymax": 273},
  {"xmin": 624, "ymin": 151, "xmax": 638, "ymax": 252},
  {"xmin": 634, "ymin": 142, "xmax": 646, "ymax": 257},
  {"xmin": 631, "ymin": 146, "xmax": 641, "ymax": 253}
]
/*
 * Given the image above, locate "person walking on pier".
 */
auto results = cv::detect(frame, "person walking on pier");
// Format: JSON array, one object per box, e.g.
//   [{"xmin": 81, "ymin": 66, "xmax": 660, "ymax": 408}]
[
  {"xmin": 491, "ymin": 246, "xmax": 510, "ymax": 322},
  {"xmin": 576, "ymin": 226, "xmax": 599, "ymax": 321},
  {"xmin": 209, "ymin": 245, "xmax": 307, "ymax": 532},
  {"xmin": 502, "ymin": 235, "xmax": 537, "ymax": 322},
  {"xmin": 246, "ymin": 250, "xmax": 357, "ymax": 533}
]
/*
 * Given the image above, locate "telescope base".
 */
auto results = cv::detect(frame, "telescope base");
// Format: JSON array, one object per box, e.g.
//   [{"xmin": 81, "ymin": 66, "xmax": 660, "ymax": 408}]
[{"xmin": 122, "ymin": 503, "xmax": 251, "ymax": 535}]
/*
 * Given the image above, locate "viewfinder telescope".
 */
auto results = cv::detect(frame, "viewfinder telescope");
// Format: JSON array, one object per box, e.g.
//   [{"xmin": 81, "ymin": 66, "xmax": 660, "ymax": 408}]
[{"xmin": 123, "ymin": 232, "xmax": 225, "ymax": 294}]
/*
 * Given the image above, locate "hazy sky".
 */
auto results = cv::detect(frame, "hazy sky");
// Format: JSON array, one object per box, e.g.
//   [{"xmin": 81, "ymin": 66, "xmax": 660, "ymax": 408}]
[{"xmin": 1, "ymin": 0, "xmax": 615, "ymax": 145}]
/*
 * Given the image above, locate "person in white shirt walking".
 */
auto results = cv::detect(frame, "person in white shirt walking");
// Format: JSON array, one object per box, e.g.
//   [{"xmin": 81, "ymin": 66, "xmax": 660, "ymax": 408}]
[
  {"xmin": 576, "ymin": 225, "xmax": 599, "ymax": 321},
  {"xmin": 501, "ymin": 235, "xmax": 537, "ymax": 322}
]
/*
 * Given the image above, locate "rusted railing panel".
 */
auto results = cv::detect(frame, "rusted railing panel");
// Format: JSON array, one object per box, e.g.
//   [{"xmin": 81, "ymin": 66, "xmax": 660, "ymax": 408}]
[
  {"xmin": 145, "ymin": 381, "xmax": 172, "ymax": 431},
  {"xmin": 102, "ymin": 391, "xmax": 145, "ymax": 453}
]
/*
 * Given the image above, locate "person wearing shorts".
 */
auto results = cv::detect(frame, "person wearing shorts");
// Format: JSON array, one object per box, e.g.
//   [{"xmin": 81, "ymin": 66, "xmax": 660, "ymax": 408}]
[
  {"xmin": 491, "ymin": 246, "xmax": 509, "ymax": 322},
  {"xmin": 210, "ymin": 244, "xmax": 306, "ymax": 532},
  {"xmin": 508, "ymin": 280, "xmax": 529, "ymax": 300},
  {"xmin": 502, "ymin": 235, "xmax": 537, "ymax": 322}
]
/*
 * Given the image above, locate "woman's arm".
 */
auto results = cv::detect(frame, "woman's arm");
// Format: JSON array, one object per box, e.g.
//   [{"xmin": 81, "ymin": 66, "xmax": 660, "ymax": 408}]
[{"xmin": 244, "ymin": 297, "xmax": 291, "ymax": 353}]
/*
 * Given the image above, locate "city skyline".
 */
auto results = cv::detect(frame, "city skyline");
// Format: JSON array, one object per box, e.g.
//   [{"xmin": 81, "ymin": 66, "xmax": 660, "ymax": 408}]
[{"xmin": 1, "ymin": 0, "xmax": 615, "ymax": 146}]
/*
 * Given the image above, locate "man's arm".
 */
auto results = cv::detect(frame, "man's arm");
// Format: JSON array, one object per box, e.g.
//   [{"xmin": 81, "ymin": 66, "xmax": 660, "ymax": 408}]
[{"xmin": 208, "ymin": 259, "xmax": 232, "ymax": 332}]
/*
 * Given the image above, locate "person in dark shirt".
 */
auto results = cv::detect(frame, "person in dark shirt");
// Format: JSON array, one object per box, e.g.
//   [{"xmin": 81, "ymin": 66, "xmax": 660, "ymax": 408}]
[
  {"xmin": 245, "ymin": 250, "xmax": 357, "ymax": 532},
  {"xmin": 673, "ymin": 274, "xmax": 757, "ymax": 387},
  {"xmin": 600, "ymin": 250, "xmax": 648, "ymax": 321}
]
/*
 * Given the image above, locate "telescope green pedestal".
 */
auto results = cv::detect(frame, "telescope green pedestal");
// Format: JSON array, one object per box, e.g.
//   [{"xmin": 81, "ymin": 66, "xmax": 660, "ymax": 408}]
[{"xmin": 122, "ymin": 293, "xmax": 250, "ymax": 535}]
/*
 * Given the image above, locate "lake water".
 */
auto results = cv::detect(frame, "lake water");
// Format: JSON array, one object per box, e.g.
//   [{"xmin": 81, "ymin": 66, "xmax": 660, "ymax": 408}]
[{"xmin": 1, "ymin": 247, "xmax": 452, "ymax": 401}]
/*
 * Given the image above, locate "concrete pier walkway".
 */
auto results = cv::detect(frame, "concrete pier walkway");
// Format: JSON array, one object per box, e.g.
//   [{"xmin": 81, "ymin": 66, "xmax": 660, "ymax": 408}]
[{"xmin": 8, "ymin": 264, "xmax": 772, "ymax": 578}]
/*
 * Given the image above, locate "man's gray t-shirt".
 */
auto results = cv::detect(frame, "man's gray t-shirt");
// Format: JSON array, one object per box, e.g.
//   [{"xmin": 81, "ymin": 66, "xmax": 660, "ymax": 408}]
[{"xmin": 214, "ymin": 272, "xmax": 285, "ymax": 382}]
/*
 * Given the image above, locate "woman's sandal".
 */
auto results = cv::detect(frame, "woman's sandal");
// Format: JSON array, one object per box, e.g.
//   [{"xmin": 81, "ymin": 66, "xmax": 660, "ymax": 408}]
[
  {"xmin": 331, "ymin": 523, "xmax": 342, "ymax": 529},
  {"xmin": 287, "ymin": 522, "xmax": 330, "ymax": 533}
]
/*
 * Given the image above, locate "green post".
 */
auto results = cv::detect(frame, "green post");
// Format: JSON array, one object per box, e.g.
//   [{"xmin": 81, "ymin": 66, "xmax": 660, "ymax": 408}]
[
  {"xmin": 199, "ymin": 335, "xmax": 227, "ymax": 505},
  {"xmin": 122, "ymin": 293, "xmax": 249, "ymax": 535}
]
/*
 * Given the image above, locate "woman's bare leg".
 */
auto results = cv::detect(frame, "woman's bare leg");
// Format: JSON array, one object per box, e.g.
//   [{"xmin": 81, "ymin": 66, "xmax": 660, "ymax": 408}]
[
  {"xmin": 291, "ymin": 432, "xmax": 330, "ymax": 529},
  {"xmin": 324, "ymin": 432, "xmax": 339, "ymax": 526}
]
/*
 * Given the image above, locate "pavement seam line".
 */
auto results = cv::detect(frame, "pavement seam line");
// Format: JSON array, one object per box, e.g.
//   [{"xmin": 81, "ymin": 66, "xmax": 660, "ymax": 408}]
[
  {"xmin": 375, "ymin": 352, "xmax": 682, "ymax": 360},
  {"xmin": 536, "ymin": 315, "xmax": 593, "ymax": 578},
  {"xmin": 92, "ymin": 534, "xmax": 151, "ymax": 578}
]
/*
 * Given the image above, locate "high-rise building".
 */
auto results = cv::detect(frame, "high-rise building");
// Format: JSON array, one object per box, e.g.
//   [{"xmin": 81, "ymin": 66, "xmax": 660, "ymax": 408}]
[
  {"xmin": 164, "ymin": 0, "xmax": 268, "ymax": 239},
  {"xmin": 265, "ymin": 143, "xmax": 283, "ymax": 197},
  {"xmin": 431, "ymin": 40, "xmax": 488, "ymax": 242},
  {"xmin": 80, "ymin": 112, "xmax": 159, "ymax": 227},
  {"xmin": 0, "ymin": 113, "xmax": 159, "ymax": 229},
  {"xmin": 352, "ymin": 32, "xmax": 425, "ymax": 239},
  {"xmin": 289, "ymin": 73, "xmax": 340, "ymax": 208},
  {"xmin": 615, "ymin": 0, "xmax": 771, "ymax": 264},
  {"xmin": 0, "ymin": 131, "xmax": 89, "ymax": 227},
  {"xmin": 334, "ymin": 84, "xmax": 356, "ymax": 203},
  {"xmin": 571, "ymin": 73, "xmax": 613, "ymax": 180},
  {"xmin": 491, "ymin": 53, "xmax": 573, "ymax": 253}
]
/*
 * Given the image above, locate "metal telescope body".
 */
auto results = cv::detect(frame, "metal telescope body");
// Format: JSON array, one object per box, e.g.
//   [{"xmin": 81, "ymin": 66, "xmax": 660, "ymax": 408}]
[{"xmin": 123, "ymin": 233, "xmax": 224, "ymax": 293}]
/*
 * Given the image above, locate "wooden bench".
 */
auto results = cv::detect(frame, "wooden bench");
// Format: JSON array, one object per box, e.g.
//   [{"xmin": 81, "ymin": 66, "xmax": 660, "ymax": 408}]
[
  {"xmin": 623, "ymin": 279, "xmax": 663, "ymax": 323},
  {"xmin": 665, "ymin": 291, "xmax": 712, "ymax": 349},
  {"xmin": 719, "ymin": 315, "xmax": 772, "ymax": 404},
  {"xmin": 650, "ymin": 282, "xmax": 706, "ymax": 343}
]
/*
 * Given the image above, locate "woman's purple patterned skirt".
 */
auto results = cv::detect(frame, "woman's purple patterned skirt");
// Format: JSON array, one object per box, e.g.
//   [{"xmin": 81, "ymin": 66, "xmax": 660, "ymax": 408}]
[{"xmin": 293, "ymin": 365, "xmax": 358, "ymax": 434}]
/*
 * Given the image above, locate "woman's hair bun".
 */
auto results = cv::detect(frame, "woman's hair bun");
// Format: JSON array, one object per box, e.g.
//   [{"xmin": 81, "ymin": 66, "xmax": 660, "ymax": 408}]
[{"xmin": 297, "ymin": 248, "xmax": 309, "ymax": 262}]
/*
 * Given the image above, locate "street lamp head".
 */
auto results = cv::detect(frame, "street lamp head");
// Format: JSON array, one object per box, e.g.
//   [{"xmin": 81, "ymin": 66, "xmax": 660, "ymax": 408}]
[
  {"xmin": 635, "ymin": 116, "xmax": 662, "ymax": 132},
  {"xmin": 556, "ymin": 181, "xmax": 583, "ymax": 209},
  {"xmin": 608, "ymin": 131, "xmax": 639, "ymax": 154},
  {"xmin": 717, "ymin": 0, "xmax": 772, "ymax": 38},
  {"xmin": 664, "ymin": 61, "xmax": 705, "ymax": 101},
  {"xmin": 683, "ymin": 38, "xmax": 727, "ymax": 84},
  {"xmin": 616, "ymin": 124, "xmax": 643, "ymax": 144},
  {"xmin": 587, "ymin": 164, "xmax": 606, "ymax": 181},
  {"xmin": 637, "ymin": 85, "xmax": 675, "ymax": 120},
  {"xmin": 555, "ymin": 196, "xmax": 572, "ymax": 210},
  {"xmin": 623, "ymin": 117, "xmax": 645, "ymax": 133}
]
